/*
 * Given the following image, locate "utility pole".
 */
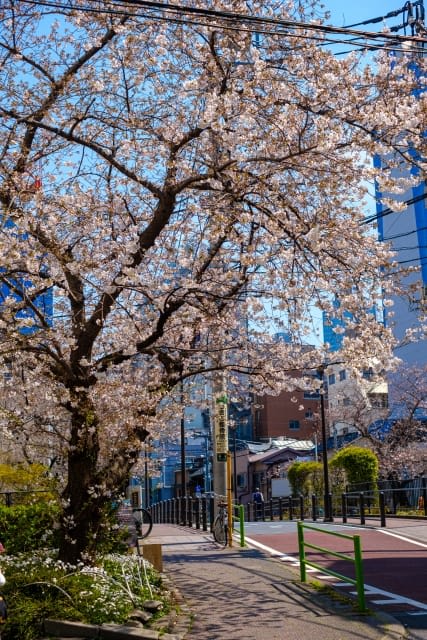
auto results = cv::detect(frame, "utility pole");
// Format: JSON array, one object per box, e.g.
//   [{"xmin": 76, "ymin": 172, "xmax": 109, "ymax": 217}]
[
  {"xmin": 144, "ymin": 441, "xmax": 150, "ymax": 508},
  {"xmin": 229, "ymin": 422, "xmax": 238, "ymax": 501},
  {"xmin": 180, "ymin": 380, "xmax": 186, "ymax": 497},
  {"xmin": 212, "ymin": 371, "xmax": 228, "ymax": 497},
  {"xmin": 318, "ymin": 365, "xmax": 333, "ymax": 522}
]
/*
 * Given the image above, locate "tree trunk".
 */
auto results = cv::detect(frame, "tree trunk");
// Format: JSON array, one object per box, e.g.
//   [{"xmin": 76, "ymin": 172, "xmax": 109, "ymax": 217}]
[
  {"xmin": 58, "ymin": 448, "xmax": 104, "ymax": 564},
  {"xmin": 58, "ymin": 402, "xmax": 104, "ymax": 564},
  {"xmin": 57, "ymin": 399, "xmax": 142, "ymax": 564}
]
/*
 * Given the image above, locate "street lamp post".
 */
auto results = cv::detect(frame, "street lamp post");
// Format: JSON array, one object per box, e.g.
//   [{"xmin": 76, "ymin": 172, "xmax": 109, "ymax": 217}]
[
  {"xmin": 229, "ymin": 423, "xmax": 238, "ymax": 501},
  {"xmin": 180, "ymin": 380, "xmax": 187, "ymax": 498},
  {"xmin": 204, "ymin": 434, "xmax": 211, "ymax": 492},
  {"xmin": 144, "ymin": 441, "xmax": 150, "ymax": 509},
  {"xmin": 318, "ymin": 366, "xmax": 333, "ymax": 522}
]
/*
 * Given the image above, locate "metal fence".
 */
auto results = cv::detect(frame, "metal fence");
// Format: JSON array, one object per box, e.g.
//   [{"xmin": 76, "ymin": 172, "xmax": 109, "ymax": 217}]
[
  {"xmin": 149, "ymin": 478, "xmax": 427, "ymax": 528},
  {"xmin": 344, "ymin": 477, "xmax": 427, "ymax": 516}
]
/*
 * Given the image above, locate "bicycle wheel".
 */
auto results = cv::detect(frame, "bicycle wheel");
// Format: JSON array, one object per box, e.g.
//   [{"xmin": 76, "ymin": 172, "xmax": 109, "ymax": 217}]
[
  {"xmin": 132, "ymin": 507, "xmax": 153, "ymax": 539},
  {"xmin": 212, "ymin": 513, "xmax": 228, "ymax": 547}
]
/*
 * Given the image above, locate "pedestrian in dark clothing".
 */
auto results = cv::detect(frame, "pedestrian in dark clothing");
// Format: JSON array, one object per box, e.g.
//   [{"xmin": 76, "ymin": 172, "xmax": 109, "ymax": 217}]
[{"xmin": 252, "ymin": 487, "xmax": 264, "ymax": 520}]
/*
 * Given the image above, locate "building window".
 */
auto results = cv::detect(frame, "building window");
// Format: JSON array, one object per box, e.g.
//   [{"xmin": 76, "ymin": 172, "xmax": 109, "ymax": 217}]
[
  {"xmin": 339, "ymin": 369, "xmax": 346, "ymax": 381},
  {"xmin": 328, "ymin": 373, "xmax": 336, "ymax": 385},
  {"xmin": 305, "ymin": 410, "xmax": 314, "ymax": 420},
  {"xmin": 237, "ymin": 473, "xmax": 247, "ymax": 488},
  {"xmin": 362, "ymin": 368, "xmax": 374, "ymax": 380},
  {"xmin": 343, "ymin": 397, "xmax": 351, "ymax": 406},
  {"xmin": 370, "ymin": 394, "xmax": 388, "ymax": 409},
  {"xmin": 289, "ymin": 420, "xmax": 300, "ymax": 430},
  {"xmin": 303, "ymin": 371, "xmax": 321, "ymax": 399},
  {"xmin": 253, "ymin": 472, "xmax": 264, "ymax": 488}
]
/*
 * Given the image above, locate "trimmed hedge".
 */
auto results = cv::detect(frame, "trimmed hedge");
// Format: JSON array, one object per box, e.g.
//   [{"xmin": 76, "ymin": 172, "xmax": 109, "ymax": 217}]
[{"xmin": 329, "ymin": 446, "xmax": 378, "ymax": 487}]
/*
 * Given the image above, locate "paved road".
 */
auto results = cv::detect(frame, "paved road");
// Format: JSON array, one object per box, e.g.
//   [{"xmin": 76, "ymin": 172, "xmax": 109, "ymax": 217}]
[
  {"xmin": 243, "ymin": 519, "xmax": 427, "ymax": 639},
  {"xmin": 150, "ymin": 523, "xmax": 409, "ymax": 640}
]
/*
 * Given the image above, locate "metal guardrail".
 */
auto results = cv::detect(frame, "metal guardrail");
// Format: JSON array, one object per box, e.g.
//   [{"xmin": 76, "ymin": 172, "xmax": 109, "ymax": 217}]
[
  {"xmin": 343, "ymin": 485, "xmax": 427, "ymax": 518},
  {"xmin": 233, "ymin": 503, "xmax": 245, "ymax": 547},
  {"xmin": 297, "ymin": 522, "xmax": 366, "ymax": 612},
  {"xmin": 150, "ymin": 483, "xmax": 427, "ymax": 534},
  {"xmin": 150, "ymin": 496, "xmax": 246, "ymax": 546}
]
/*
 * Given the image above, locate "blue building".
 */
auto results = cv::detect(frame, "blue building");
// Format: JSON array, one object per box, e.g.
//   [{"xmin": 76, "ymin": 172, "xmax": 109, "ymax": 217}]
[
  {"xmin": 374, "ymin": 54, "xmax": 426, "ymax": 368},
  {"xmin": 0, "ymin": 218, "xmax": 53, "ymax": 333}
]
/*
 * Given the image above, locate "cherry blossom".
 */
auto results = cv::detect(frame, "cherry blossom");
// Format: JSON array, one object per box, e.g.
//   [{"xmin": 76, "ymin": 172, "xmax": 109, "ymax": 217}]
[{"xmin": 0, "ymin": 1, "xmax": 425, "ymax": 562}]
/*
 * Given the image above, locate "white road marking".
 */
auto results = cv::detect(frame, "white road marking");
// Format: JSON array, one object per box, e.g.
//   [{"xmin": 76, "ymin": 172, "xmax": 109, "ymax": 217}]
[
  {"xmin": 376, "ymin": 528, "xmax": 427, "ymax": 548},
  {"xmin": 244, "ymin": 534, "xmax": 427, "ymax": 612},
  {"xmin": 371, "ymin": 598, "xmax": 406, "ymax": 604},
  {"xmin": 408, "ymin": 612, "xmax": 427, "ymax": 616},
  {"xmin": 353, "ymin": 585, "xmax": 427, "ymax": 611}
]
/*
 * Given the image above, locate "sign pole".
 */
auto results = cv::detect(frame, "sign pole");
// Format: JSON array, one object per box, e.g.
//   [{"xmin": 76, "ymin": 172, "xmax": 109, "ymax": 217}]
[
  {"xmin": 212, "ymin": 371, "xmax": 228, "ymax": 498},
  {"xmin": 227, "ymin": 451, "xmax": 233, "ymax": 547}
]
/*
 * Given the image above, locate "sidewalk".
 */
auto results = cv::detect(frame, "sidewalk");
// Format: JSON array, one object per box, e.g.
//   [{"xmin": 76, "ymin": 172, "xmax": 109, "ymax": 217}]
[
  {"xmin": 149, "ymin": 523, "xmax": 408, "ymax": 640},
  {"xmin": 370, "ymin": 516, "xmax": 427, "ymax": 544}
]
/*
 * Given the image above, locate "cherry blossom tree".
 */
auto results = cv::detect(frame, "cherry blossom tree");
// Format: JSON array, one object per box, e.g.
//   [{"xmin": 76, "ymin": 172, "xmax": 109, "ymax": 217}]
[
  {"xmin": 328, "ymin": 364, "xmax": 427, "ymax": 479},
  {"xmin": 377, "ymin": 364, "xmax": 427, "ymax": 479},
  {"xmin": 0, "ymin": 1, "xmax": 426, "ymax": 562}
]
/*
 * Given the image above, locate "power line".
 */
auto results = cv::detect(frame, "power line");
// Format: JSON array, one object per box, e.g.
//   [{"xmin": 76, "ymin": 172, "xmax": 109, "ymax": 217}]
[
  {"xmin": 362, "ymin": 191, "xmax": 427, "ymax": 226},
  {"xmin": 383, "ymin": 224, "xmax": 427, "ymax": 241},
  {"xmin": 389, "ymin": 243, "xmax": 427, "ymax": 251},
  {"xmin": 4, "ymin": 3, "xmax": 423, "ymax": 63},
  {"xmin": 92, "ymin": 0, "xmax": 427, "ymax": 43},
  {"xmin": 344, "ymin": 0, "xmax": 425, "ymax": 32},
  {"xmin": 394, "ymin": 255, "xmax": 427, "ymax": 266},
  {"xmin": 18, "ymin": 0, "xmax": 427, "ymax": 54},
  {"xmin": 345, "ymin": 6, "xmax": 409, "ymax": 28}
]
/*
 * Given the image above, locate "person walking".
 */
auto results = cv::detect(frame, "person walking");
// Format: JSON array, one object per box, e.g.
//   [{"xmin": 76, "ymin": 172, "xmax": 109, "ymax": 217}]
[{"xmin": 252, "ymin": 487, "xmax": 264, "ymax": 521}]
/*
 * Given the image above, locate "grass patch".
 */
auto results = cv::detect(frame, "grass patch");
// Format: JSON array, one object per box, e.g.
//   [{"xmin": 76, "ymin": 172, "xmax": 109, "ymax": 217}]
[{"xmin": 308, "ymin": 579, "xmax": 372, "ymax": 615}]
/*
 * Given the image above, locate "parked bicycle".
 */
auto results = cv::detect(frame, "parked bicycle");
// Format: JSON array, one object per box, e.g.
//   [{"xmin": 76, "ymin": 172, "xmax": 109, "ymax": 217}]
[
  {"xmin": 132, "ymin": 507, "xmax": 153, "ymax": 539},
  {"xmin": 212, "ymin": 499, "xmax": 228, "ymax": 547}
]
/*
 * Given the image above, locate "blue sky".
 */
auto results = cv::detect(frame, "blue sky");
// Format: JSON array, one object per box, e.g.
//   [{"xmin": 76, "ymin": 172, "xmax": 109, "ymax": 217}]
[{"xmin": 324, "ymin": 0, "xmax": 410, "ymax": 28}]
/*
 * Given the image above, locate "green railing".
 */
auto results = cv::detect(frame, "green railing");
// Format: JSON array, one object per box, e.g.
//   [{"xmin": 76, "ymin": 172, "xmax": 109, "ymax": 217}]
[
  {"xmin": 297, "ymin": 522, "xmax": 366, "ymax": 612},
  {"xmin": 233, "ymin": 503, "xmax": 245, "ymax": 547}
]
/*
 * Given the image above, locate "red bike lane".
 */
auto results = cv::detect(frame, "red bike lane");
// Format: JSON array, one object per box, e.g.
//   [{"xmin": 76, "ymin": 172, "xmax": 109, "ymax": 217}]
[{"xmin": 245, "ymin": 523, "xmax": 427, "ymax": 613}]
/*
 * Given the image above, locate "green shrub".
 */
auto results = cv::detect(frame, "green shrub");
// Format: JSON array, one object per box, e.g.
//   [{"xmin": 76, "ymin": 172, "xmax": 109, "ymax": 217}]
[
  {"xmin": 330, "ymin": 447, "xmax": 378, "ymax": 488},
  {"xmin": 0, "ymin": 502, "xmax": 60, "ymax": 554},
  {"xmin": 0, "ymin": 499, "xmax": 128, "ymax": 557},
  {"xmin": 287, "ymin": 460, "xmax": 323, "ymax": 496},
  {"xmin": 0, "ymin": 463, "xmax": 57, "ymax": 494}
]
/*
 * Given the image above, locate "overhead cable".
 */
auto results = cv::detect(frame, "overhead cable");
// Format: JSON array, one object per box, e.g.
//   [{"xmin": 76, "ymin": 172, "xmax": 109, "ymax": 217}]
[
  {"xmin": 344, "ymin": 2, "xmax": 421, "ymax": 28},
  {"xmin": 363, "ymin": 191, "xmax": 427, "ymax": 226},
  {"xmin": 19, "ymin": 0, "xmax": 427, "ymax": 49}
]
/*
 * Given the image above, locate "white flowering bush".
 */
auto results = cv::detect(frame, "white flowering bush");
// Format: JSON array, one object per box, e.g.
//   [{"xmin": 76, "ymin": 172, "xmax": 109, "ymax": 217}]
[{"xmin": 0, "ymin": 550, "xmax": 167, "ymax": 640}]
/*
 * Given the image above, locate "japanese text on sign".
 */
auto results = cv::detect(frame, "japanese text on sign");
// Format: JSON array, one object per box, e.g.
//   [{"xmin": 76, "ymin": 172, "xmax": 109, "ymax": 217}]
[{"xmin": 215, "ymin": 395, "xmax": 228, "ymax": 459}]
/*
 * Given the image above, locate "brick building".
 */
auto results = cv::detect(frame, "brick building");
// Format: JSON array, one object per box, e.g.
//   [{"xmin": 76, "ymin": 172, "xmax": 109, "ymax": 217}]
[{"xmin": 253, "ymin": 382, "xmax": 321, "ymax": 442}]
